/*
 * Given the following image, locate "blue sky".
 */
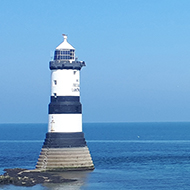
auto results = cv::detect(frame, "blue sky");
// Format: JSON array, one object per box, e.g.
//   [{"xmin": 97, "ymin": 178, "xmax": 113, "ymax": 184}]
[{"xmin": 0, "ymin": 0, "xmax": 190, "ymax": 123}]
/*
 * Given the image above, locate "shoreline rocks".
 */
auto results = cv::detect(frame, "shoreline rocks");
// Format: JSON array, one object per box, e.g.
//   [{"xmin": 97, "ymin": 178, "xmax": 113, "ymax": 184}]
[{"xmin": 0, "ymin": 168, "xmax": 76, "ymax": 187}]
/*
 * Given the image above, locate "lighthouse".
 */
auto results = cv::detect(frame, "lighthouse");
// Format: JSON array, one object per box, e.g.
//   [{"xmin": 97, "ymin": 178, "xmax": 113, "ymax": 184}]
[{"xmin": 36, "ymin": 34, "xmax": 94, "ymax": 171}]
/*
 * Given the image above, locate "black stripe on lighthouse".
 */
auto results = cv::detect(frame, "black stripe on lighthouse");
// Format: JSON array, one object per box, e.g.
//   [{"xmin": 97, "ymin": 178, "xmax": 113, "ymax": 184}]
[
  {"xmin": 48, "ymin": 96, "xmax": 82, "ymax": 114},
  {"xmin": 42, "ymin": 132, "xmax": 87, "ymax": 148}
]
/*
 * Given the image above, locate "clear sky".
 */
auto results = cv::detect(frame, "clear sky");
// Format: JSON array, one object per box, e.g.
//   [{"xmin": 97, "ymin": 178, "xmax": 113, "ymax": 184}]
[{"xmin": 0, "ymin": 0, "xmax": 190, "ymax": 123}]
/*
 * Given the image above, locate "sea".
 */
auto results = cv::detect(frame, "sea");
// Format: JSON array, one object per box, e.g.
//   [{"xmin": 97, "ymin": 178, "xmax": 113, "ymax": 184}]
[{"xmin": 0, "ymin": 122, "xmax": 190, "ymax": 190}]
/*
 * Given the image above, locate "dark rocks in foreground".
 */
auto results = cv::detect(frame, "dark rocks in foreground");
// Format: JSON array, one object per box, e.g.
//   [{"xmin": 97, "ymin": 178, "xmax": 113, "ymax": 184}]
[{"xmin": 0, "ymin": 168, "xmax": 76, "ymax": 187}]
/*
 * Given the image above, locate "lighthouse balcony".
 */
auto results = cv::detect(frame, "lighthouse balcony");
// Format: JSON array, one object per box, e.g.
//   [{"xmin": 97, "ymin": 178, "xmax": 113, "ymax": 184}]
[{"xmin": 49, "ymin": 60, "xmax": 85, "ymax": 70}]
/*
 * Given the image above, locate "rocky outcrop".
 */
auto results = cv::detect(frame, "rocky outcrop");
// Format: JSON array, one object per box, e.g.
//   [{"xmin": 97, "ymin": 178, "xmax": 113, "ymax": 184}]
[{"xmin": 0, "ymin": 168, "xmax": 76, "ymax": 186}]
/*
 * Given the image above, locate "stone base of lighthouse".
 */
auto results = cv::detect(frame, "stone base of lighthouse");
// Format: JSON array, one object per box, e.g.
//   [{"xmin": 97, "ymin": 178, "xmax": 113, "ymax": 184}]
[{"xmin": 36, "ymin": 132, "xmax": 94, "ymax": 171}]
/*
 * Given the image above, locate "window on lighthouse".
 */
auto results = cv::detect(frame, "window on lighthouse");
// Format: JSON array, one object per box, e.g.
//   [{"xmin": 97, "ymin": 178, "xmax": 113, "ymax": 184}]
[
  {"xmin": 54, "ymin": 50, "xmax": 71, "ymax": 61},
  {"xmin": 70, "ymin": 49, "xmax": 75, "ymax": 59},
  {"xmin": 54, "ymin": 80, "xmax": 57, "ymax": 85}
]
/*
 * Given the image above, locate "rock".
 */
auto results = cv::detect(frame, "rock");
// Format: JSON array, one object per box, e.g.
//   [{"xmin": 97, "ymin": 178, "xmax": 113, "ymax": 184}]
[{"xmin": 0, "ymin": 168, "xmax": 76, "ymax": 187}]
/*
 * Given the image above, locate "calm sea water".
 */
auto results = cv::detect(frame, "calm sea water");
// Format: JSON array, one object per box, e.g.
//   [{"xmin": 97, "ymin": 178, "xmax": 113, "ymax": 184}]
[{"xmin": 0, "ymin": 122, "xmax": 190, "ymax": 190}]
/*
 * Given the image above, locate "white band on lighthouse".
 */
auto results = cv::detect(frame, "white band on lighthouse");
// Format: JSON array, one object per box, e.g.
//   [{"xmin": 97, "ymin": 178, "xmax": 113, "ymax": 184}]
[
  {"xmin": 51, "ymin": 69, "xmax": 80, "ymax": 97},
  {"xmin": 48, "ymin": 114, "xmax": 82, "ymax": 132}
]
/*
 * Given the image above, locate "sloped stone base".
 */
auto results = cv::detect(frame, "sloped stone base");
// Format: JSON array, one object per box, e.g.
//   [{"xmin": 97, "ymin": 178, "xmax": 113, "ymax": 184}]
[
  {"xmin": 36, "ymin": 147, "xmax": 94, "ymax": 171},
  {"xmin": 36, "ymin": 132, "xmax": 94, "ymax": 171}
]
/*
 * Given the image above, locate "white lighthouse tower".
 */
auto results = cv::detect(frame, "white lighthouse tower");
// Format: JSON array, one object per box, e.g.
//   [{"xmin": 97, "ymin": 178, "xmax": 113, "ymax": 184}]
[{"xmin": 36, "ymin": 34, "xmax": 94, "ymax": 171}]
